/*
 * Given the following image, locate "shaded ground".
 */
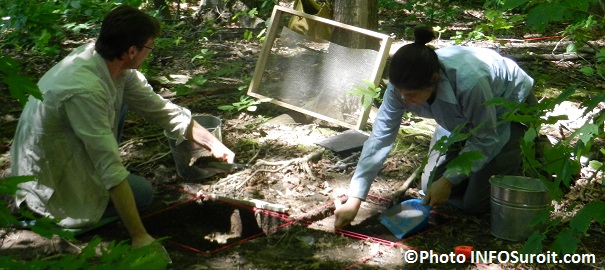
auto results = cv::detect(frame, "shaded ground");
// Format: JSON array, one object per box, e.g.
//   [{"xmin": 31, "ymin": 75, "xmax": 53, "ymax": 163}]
[{"xmin": 2, "ymin": 1, "xmax": 605, "ymax": 269}]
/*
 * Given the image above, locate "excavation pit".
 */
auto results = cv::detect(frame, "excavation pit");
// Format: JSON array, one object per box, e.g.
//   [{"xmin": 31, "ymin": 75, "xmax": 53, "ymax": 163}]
[{"xmin": 143, "ymin": 199, "xmax": 283, "ymax": 255}]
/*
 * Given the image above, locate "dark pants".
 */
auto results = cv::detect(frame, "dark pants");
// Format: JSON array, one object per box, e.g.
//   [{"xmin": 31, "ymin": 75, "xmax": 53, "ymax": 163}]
[
  {"xmin": 429, "ymin": 123, "xmax": 526, "ymax": 214},
  {"xmin": 103, "ymin": 104, "xmax": 154, "ymax": 218}
]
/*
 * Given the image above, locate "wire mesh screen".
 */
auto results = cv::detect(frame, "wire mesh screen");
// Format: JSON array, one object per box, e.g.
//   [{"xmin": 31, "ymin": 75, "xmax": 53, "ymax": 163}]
[{"xmin": 248, "ymin": 6, "xmax": 391, "ymax": 129}]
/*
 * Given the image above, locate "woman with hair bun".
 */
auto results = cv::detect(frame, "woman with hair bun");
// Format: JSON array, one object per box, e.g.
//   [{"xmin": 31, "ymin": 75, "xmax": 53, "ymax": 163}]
[{"xmin": 334, "ymin": 26, "xmax": 537, "ymax": 229}]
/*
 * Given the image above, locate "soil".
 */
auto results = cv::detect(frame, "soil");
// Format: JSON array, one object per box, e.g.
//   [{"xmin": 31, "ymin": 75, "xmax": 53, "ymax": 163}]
[{"xmin": 2, "ymin": 2, "xmax": 605, "ymax": 269}]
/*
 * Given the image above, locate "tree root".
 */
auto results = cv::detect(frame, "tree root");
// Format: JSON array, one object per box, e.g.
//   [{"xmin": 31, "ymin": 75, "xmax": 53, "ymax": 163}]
[
  {"xmin": 290, "ymin": 195, "xmax": 349, "ymax": 224},
  {"xmin": 236, "ymin": 150, "xmax": 323, "ymax": 189},
  {"xmin": 212, "ymin": 150, "xmax": 324, "ymax": 192}
]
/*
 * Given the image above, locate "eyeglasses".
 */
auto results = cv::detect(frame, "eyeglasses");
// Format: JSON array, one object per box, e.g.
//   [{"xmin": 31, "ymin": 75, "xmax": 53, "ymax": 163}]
[{"xmin": 143, "ymin": 45, "xmax": 154, "ymax": 51}]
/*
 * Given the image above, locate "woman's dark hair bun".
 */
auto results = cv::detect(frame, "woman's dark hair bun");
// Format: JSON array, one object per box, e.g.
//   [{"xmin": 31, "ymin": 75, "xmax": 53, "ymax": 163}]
[{"xmin": 414, "ymin": 26, "xmax": 435, "ymax": 45}]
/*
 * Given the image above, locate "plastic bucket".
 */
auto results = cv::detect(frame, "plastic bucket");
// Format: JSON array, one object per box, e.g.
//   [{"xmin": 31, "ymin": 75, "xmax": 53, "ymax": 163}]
[
  {"xmin": 165, "ymin": 115, "xmax": 222, "ymax": 180},
  {"xmin": 489, "ymin": 175, "xmax": 551, "ymax": 241}
]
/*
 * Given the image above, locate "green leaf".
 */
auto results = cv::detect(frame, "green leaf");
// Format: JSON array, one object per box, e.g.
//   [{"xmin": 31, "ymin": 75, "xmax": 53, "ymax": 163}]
[
  {"xmin": 570, "ymin": 201, "xmax": 605, "ymax": 234},
  {"xmin": 0, "ymin": 257, "xmax": 26, "ymax": 269},
  {"xmin": 588, "ymin": 160, "xmax": 603, "ymax": 170},
  {"xmin": 0, "ymin": 176, "xmax": 35, "ymax": 195},
  {"xmin": 172, "ymin": 85, "xmax": 191, "ymax": 95},
  {"xmin": 566, "ymin": 42, "xmax": 577, "ymax": 53},
  {"xmin": 570, "ymin": 123, "xmax": 598, "ymax": 145},
  {"xmin": 25, "ymin": 215, "xmax": 76, "ymax": 240},
  {"xmin": 218, "ymin": 105, "xmax": 236, "ymax": 111},
  {"xmin": 526, "ymin": 3, "xmax": 565, "ymax": 32},
  {"xmin": 80, "ymin": 237, "xmax": 103, "ymax": 260},
  {"xmin": 0, "ymin": 57, "xmax": 41, "ymax": 100},
  {"xmin": 186, "ymin": 75, "xmax": 208, "ymax": 86},
  {"xmin": 550, "ymin": 228, "xmax": 580, "ymax": 254},
  {"xmin": 561, "ymin": 0, "xmax": 592, "ymax": 11},
  {"xmin": 362, "ymin": 79, "xmax": 376, "ymax": 89},
  {"xmin": 548, "ymin": 86, "xmax": 576, "ymax": 109},
  {"xmin": 581, "ymin": 93, "xmax": 605, "ymax": 115},
  {"xmin": 71, "ymin": 1, "xmax": 82, "ymax": 9},
  {"xmin": 529, "ymin": 207, "xmax": 552, "ymax": 228},
  {"xmin": 0, "ymin": 204, "xmax": 20, "ymax": 227},
  {"xmin": 500, "ymin": 0, "xmax": 530, "ymax": 10},
  {"xmin": 444, "ymin": 151, "xmax": 484, "ymax": 176},
  {"xmin": 542, "ymin": 114, "xmax": 568, "ymax": 125},
  {"xmin": 521, "ymin": 231, "xmax": 546, "ymax": 254}
]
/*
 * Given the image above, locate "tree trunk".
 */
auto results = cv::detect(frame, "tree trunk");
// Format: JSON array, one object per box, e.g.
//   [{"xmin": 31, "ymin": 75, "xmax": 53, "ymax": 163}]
[{"xmin": 332, "ymin": 0, "xmax": 378, "ymax": 49}]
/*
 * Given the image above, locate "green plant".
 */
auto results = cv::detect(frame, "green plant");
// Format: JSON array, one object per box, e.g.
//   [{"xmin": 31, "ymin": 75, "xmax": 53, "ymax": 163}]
[
  {"xmin": 579, "ymin": 48, "xmax": 605, "ymax": 80},
  {"xmin": 217, "ymin": 76, "xmax": 270, "ymax": 112},
  {"xmin": 426, "ymin": 124, "xmax": 487, "ymax": 181},
  {"xmin": 191, "ymin": 48, "xmax": 215, "ymax": 66},
  {"xmin": 476, "ymin": 0, "xmax": 605, "ymax": 81},
  {"xmin": 232, "ymin": 7, "xmax": 259, "ymax": 21},
  {"xmin": 218, "ymin": 95, "xmax": 265, "ymax": 112},
  {"xmin": 0, "ymin": 55, "xmax": 43, "ymax": 105},
  {"xmin": 378, "ymin": 0, "xmax": 404, "ymax": 10},
  {"xmin": 0, "ymin": 235, "xmax": 169, "ymax": 269},
  {"xmin": 347, "ymin": 80, "xmax": 383, "ymax": 110},
  {"xmin": 170, "ymin": 75, "xmax": 209, "ymax": 95},
  {"xmin": 493, "ymin": 86, "xmax": 605, "ymax": 255},
  {"xmin": 399, "ymin": 0, "xmax": 462, "ymax": 26},
  {"xmin": 456, "ymin": 8, "xmax": 524, "ymax": 43},
  {"xmin": 0, "ymin": 0, "xmax": 116, "ymax": 55},
  {"xmin": 1, "ymin": 175, "xmax": 169, "ymax": 268},
  {"xmin": 231, "ymin": 0, "xmax": 275, "ymax": 42}
]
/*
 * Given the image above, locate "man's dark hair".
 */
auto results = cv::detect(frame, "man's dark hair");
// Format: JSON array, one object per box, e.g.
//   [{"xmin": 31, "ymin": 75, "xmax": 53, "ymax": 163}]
[
  {"xmin": 95, "ymin": 5, "xmax": 161, "ymax": 60},
  {"xmin": 389, "ymin": 26, "xmax": 440, "ymax": 90}
]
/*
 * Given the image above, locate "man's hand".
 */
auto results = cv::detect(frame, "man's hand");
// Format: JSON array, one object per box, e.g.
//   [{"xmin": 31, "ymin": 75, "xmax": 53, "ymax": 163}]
[
  {"xmin": 210, "ymin": 140, "xmax": 235, "ymax": 163},
  {"xmin": 133, "ymin": 236, "xmax": 173, "ymax": 264},
  {"xmin": 132, "ymin": 233, "xmax": 156, "ymax": 249},
  {"xmin": 188, "ymin": 119, "xmax": 235, "ymax": 163},
  {"xmin": 334, "ymin": 197, "xmax": 362, "ymax": 229},
  {"xmin": 422, "ymin": 176, "xmax": 453, "ymax": 208}
]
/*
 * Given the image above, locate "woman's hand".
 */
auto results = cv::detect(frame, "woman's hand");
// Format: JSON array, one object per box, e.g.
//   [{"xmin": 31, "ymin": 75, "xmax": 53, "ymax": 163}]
[
  {"xmin": 422, "ymin": 176, "xmax": 453, "ymax": 208},
  {"xmin": 334, "ymin": 197, "xmax": 362, "ymax": 229}
]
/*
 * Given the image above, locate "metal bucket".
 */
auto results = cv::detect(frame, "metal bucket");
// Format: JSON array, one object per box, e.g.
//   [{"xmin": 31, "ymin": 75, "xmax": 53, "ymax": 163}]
[
  {"xmin": 165, "ymin": 115, "xmax": 222, "ymax": 180},
  {"xmin": 490, "ymin": 175, "xmax": 551, "ymax": 241}
]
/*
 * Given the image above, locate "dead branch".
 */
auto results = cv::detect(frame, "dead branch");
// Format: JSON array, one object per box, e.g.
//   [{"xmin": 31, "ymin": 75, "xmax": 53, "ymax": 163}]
[
  {"xmin": 211, "ymin": 150, "xmax": 324, "ymax": 192},
  {"xmin": 131, "ymin": 151, "xmax": 172, "ymax": 168},
  {"xmin": 290, "ymin": 195, "xmax": 349, "ymax": 224},
  {"xmin": 505, "ymin": 53, "xmax": 592, "ymax": 62},
  {"xmin": 119, "ymin": 133, "xmax": 165, "ymax": 150},
  {"xmin": 327, "ymin": 152, "xmax": 361, "ymax": 171},
  {"xmin": 236, "ymin": 150, "xmax": 323, "ymax": 189},
  {"xmin": 252, "ymin": 150, "xmax": 323, "ymax": 169},
  {"xmin": 387, "ymin": 166, "xmax": 421, "ymax": 207}
]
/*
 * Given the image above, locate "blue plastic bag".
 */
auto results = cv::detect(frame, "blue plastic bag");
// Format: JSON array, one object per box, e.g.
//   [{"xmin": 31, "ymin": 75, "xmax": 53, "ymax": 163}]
[{"xmin": 379, "ymin": 199, "xmax": 430, "ymax": 239}]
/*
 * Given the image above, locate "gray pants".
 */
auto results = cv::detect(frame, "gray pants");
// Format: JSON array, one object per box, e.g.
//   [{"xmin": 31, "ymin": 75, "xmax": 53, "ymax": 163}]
[{"xmin": 420, "ymin": 123, "xmax": 526, "ymax": 214}]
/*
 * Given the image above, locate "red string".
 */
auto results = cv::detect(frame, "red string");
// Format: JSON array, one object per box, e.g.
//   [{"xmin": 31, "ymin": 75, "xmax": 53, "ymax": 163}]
[
  {"xmin": 153, "ymin": 185, "xmax": 543, "ymax": 269},
  {"xmin": 496, "ymin": 36, "xmax": 563, "ymax": 43},
  {"xmin": 342, "ymin": 251, "xmax": 382, "ymax": 270}
]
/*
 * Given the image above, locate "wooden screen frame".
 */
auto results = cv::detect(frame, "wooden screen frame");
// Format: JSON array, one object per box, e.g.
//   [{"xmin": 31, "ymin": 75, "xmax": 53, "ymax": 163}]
[{"xmin": 247, "ymin": 5, "xmax": 392, "ymax": 130}]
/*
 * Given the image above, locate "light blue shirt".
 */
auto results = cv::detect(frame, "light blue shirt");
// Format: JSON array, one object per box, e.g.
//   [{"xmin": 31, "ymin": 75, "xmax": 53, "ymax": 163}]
[{"xmin": 349, "ymin": 46, "xmax": 534, "ymax": 200}]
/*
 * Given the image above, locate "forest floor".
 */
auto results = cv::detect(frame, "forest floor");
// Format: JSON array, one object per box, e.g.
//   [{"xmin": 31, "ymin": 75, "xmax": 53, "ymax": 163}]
[{"xmin": 1, "ymin": 1, "xmax": 605, "ymax": 269}]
